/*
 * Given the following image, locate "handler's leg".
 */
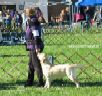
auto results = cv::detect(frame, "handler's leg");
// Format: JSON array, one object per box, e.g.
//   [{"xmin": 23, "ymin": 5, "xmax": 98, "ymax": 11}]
[
  {"xmin": 31, "ymin": 51, "xmax": 44, "ymax": 87},
  {"xmin": 25, "ymin": 51, "xmax": 35, "ymax": 87}
]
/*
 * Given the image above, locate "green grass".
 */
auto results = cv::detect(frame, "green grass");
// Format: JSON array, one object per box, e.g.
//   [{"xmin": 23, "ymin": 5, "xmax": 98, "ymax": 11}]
[
  {"xmin": 0, "ymin": 31, "xmax": 102, "ymax": 96},
  {"xmin": 0, "ymin": 87, "xmax": 102, "ymax": 96}
]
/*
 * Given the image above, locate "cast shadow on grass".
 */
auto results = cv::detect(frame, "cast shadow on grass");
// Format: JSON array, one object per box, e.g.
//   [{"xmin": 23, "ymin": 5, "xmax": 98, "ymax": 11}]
[
  {"xmin": 0, "ymin": 80, "xmax": 102, "ymax": 90},
  {"xmin": 51, "ymin": 80, "xmax": 102, "ymax": 87},
  {"xmin": 0, "ymin": 83, "xmax": 17, "ymax": 90},
  {"xmin": 0, "ymin": 80, "xmax": 25, "ymax": 90},
  {"xmin": 0, "ymin": 80, "xmax": 44, "ymax": 90}
]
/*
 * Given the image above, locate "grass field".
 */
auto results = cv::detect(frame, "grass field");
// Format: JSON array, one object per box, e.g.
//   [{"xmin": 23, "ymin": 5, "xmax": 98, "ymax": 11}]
[{"xmin": 0, "ymin": 31, "xmax": 102, "ymax": 96}]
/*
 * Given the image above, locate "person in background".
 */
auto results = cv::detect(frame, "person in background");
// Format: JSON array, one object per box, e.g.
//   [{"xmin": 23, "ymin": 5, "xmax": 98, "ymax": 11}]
[
  {"xmin": 14, "ymin": 11, "xmax": 23, "ymax": 31},
  {"xmin": 0, "ymin": 29, "xmax": 3, "ymax": 43},
  {"xmin": 35, "ymin": 7, "xmax": 46, "ymax": 23},
  {"xmin": 59, "ymin": 9, "xmax": 66, "ymax": 29},
  {"xmin": 49, "ymin": 15, "xmax": 55, "ymax": 27},
  {"xmin": 0, "ymin": 11, "xmax": 3, "ymax": 28},
  {"xmin": 5, "ymin": 14, "xmax": 11, "ymax": 32},
  {"xmin": 0, "ymin": 11, "xmax": 3, "ymax": 43},
  {"xmin": 11, "ymin": 17, "xmax": 16, "ymax": 31},
  {"xmin": 25, "ymin": 8, "xmax": 44, "ymax": 87},
  {"xmin": 21, "ymin": 10, "xmax": 27, "ymax": 31},
  {"xmin": 10, "ymin": 10, "xmax": 15, "ymax": 18},
  {"xmin": 84, "ymin": 6, "xmax": 91, "ymax": 29},
  {"xmin": 65, "ymin": 7, "xmax": 72, "ymax": 29},
  {"xmin": 65, "ymin": 7, "xmax": 71, "ymax": 24},
  {"xmin": 93, "ymin": 9, "xmax": 102, "ymax": 27}
]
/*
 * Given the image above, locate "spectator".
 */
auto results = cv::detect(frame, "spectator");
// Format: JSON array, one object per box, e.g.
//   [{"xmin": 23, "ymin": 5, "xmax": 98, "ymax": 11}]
[
  {"xmin": 59, "ymin": 9, "xmax": 66, "ymax": 29},
  {"xmin": 65, "ymin": 7, "xmax": 71, "ymax": 24},
  {"xmin": 0, "ymin": 11, "xmax": 3, "ymax": 28},
  {"xmin": 65, "ymin": 7, "xmax": 72, "ymax": 29},
  {"xmin": 24, "ymin": 8, "xmax": 44, "ymax": 87},
  {"xmin": 93, "ymin": 9, "xmax": 102, "ymax": 27},
  {"xmin": 35, "ymin": 7, "xmax": 46, "ymax": 23},
  {"xmin": 0, "ymin": 30, "xmax": 3, "ymax": 43},
  {"xmin": 84, "ymin": 6, "xmax": 91, "ymax": 29},
  {"xmin": 5, "ymin": 14, "xmax": 11, "ymax": 32},
  {"xmin": 49, "ymin": 15, "xmax": 55, "ymax": 27},
  {"xmin": 11, "ymin": 17, "xmax": 16, "ymax": 31},
  {"xmin": 14, "ymin": 11, "xmax": 23, "ymax": 30},
  {"xmin": 59, "ymin": 9, "xmax": 66, "ymax": 22},
  {"xmin": 0, "ymin": 13, "xmax": 3, "ymax": 42},
  {"xmin": 10, "ymin": 10, "xmax": 15, "ymax": 18},
  {"xmin": 21, "ymin": 10, "xmax": 27, "ymax": 31}
]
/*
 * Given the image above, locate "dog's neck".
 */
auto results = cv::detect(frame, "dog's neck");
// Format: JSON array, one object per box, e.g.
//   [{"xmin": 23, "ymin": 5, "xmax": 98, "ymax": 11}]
[{"xmin": 41, "ymin": 59, "xmax": 53, "ymax": 67}]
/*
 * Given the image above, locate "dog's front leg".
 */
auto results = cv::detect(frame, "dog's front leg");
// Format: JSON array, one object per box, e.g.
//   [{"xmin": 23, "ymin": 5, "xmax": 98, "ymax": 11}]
[{"xmin": 44, "ymin": 76, "xmax": 51, "ymax": 88}]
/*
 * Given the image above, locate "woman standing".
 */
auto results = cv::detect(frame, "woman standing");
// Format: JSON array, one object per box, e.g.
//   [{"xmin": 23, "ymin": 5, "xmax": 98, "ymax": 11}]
[{"xmin": 25, "ymin": 8, "xmax": 44, "ymax": 87}]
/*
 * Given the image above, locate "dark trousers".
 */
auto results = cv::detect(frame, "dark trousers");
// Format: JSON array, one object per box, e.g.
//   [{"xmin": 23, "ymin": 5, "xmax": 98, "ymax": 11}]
[{"xmin": 27, "ymin": 50, "xmax": 44, "ymax": 84}]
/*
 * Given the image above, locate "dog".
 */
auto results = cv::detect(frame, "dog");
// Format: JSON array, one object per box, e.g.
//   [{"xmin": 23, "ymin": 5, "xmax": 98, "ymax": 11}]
[{"xmin": 37, "ymin": 53, "xmax": 83, "ymax": 88}]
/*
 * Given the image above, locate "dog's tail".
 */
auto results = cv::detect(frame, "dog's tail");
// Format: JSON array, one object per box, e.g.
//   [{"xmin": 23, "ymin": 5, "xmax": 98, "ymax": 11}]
[{"xmin": 68, "ymin": 64, "xmax": 84, "ymax": 68}]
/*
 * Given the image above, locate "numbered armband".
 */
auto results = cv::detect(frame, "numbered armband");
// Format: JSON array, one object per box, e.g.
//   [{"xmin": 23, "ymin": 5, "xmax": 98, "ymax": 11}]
[{"xmin": 32, "ymin": 30, "xmax": 39, "ymax": 37}]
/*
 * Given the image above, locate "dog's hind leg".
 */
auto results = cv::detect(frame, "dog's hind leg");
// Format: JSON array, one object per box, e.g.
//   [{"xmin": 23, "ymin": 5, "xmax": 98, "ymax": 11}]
[
  {"xmin": 66, "ymin": 68, "xmax": 80, "ymax": 88},
  {"xmin": 71, "ymin": 77, "xmax": 80, "ymax": 88}
]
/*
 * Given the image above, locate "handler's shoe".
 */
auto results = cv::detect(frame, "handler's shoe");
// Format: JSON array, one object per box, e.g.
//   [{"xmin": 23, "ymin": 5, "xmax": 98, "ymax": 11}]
[
  {"xmin": 24, "ymin": 81, "xmax": 33, "ymax": 87},
  {"xmin": 37, "ymin": 82, "xmax": 45, "ymax": 87}
]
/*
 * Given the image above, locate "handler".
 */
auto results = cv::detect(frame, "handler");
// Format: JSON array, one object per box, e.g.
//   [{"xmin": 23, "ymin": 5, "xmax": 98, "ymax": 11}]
[{"xmin": 25, "ymin": 8, "xmax": 44, "ymax": 87}]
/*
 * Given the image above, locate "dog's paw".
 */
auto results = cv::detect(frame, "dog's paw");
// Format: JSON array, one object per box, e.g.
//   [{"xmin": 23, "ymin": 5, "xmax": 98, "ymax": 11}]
[
  {"xmin": 76, "ymin": 83, "xmax": 80, "ymax": 88},
  {"xmin": 44, "ymin": 85, "xmax": 50, "ymax": 88}
]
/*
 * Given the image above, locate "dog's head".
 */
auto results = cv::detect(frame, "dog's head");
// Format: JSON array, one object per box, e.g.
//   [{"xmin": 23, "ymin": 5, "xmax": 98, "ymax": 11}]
[
  {"xmin": 37, "ymin": 53, "xmax": 50, "ymax": 64},
  {"xmin": 37, "ymin": 53, "xmax": 46, "ymax": 63}
]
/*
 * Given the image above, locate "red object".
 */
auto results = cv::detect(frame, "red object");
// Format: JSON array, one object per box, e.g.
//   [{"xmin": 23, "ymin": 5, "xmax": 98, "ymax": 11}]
[
  {"xmin": 90, "ymin": 19, "xmax": 94, "ymax": 25},
  {"xmin": 74, "ymin": 13, "xmax": 84, "ymax": 22}
]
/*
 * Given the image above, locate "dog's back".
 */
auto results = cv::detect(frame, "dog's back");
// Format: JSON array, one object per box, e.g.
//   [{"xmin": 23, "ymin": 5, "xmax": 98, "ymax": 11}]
[{"xmin": 68, "ymin": 64, "xmax": 83, "ymax": 68}]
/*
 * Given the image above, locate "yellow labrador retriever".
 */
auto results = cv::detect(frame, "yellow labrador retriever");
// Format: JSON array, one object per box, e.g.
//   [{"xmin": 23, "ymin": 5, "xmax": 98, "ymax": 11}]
[{"xmin": 38, "ymin": 53, "xmax": 83, "ymax": 88}]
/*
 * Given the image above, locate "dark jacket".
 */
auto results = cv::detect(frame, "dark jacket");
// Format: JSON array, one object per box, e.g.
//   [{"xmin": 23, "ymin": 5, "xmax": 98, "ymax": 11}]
[{"xmin": 25, "ymin": 16, "xmax": 44, "ymax": 51}]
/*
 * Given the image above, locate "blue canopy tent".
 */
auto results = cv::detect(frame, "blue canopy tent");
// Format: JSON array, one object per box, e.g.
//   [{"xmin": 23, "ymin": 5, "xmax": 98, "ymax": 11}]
[
  {"xmin": 95, "ymin": 0, "xmax": 102, "ymax": 5},
  {"xmin": 78, "ymin": 0, "xmax": 96, "ymax": 6},
  {"xmin": 76, "ymin": 0, "xmax": 102, "ymax": 6}
]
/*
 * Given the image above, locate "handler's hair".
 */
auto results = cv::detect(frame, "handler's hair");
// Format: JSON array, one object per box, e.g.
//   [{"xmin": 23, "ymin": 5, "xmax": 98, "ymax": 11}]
[
  {"xmin": 25, "ymin": 8, "xmax": 36, "ymax": 17},
  {"xmin": 28, "ymin": 8, "xmax": 36, "ymax": 17}
]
